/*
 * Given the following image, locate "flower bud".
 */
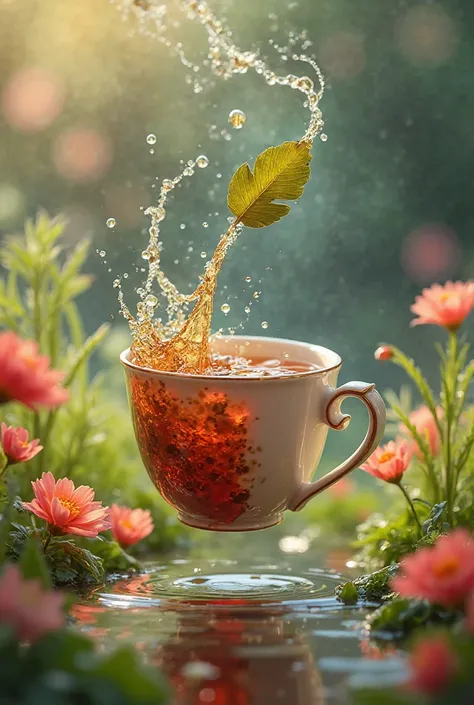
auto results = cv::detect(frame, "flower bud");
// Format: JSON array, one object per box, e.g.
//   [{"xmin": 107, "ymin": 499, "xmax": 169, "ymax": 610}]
[{"xmin": 374, "ymin": 345, "xmax": 393, "ymax": 361}]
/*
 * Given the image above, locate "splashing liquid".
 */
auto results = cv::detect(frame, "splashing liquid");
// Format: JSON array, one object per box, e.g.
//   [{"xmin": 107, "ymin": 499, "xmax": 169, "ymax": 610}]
[{"xmin": 114, "ymin": 0, "xmax": 326, "ymax": 374}]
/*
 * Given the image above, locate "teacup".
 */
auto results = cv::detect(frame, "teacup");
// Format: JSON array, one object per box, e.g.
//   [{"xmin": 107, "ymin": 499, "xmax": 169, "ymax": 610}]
[{"xmin": 121, "ymin": 336, "xmax": 385, "ymax": 531}]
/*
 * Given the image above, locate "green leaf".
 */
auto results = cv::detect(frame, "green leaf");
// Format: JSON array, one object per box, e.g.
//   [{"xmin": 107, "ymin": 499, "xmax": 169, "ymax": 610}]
[
  {"xmin": 366, "ymin": 598, "xmax": 459, "ymax": 640},
  {"xmin": 422, "ymin": 502, "xmax": 448, "ymax": 535},
  {"xmin": 336, "ymin": 565, "xmax": 399, "ymax": 604},
  {"xmin": 227, "ymin": 140, "xmax": 312, "ymax": 228},
  {"xmin": 64, "ymin": 323, "xmax": 109, "ymax": 387},
  {"xmin": 19, "ymin": 535, "xmax": 52, "ymax": 588},
  {"xmin": 337, "ymin": 581, "xmax": 358, "ymax": 605}
]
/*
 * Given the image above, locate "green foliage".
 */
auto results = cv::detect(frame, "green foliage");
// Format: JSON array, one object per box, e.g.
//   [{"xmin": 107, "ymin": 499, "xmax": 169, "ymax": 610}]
[
  {"xmin": 0, "ymin": 625, "xmax": 169, "ymax": 705},
  {"xmin": 354, "ymin": 511, "xmax": 438, "ymax": 571},
  {"xmin": 336, "ymin": 565, "xmax": 399, "ymax": 605},
  {"xmin": 366, "ymin": 599, "xmax": 460, "ymax": 641},
  {"xmin": 0, "ymin": 213, "xmax": 189, "ymax": 588}
]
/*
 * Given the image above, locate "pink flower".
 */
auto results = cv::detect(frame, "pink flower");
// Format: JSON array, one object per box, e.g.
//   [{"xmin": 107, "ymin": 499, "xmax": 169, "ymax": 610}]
[
  {"xmin": 110, "ymin": 504, "xmax": 154, "ymax": 547},
  {"xmin": 0, "ymin": 564, "xmax": 64, "ymax": 642},
  {"xmin": 401, "ymin": 405, "xmax": 441, "ymax": 457},
  {"xmin": 1, "ymin": 423, "xmax": 43, "ymax": 465},
  {"xmin": 360, "ymin": 439, "xmax": 412, "ymax": 484},
  {"xmin": 408, "ymin": 636, "xmax": 457, "ymax": 694},
  {"xmin": 23, "ymin": 472, "xmax": 110, "ymax": 538},
  {"xmin": 0, "ymin": 331, "xmax": 69, "ymax": 410},
  {"xmin": 374, "ymin": 345, "xmax": 393, "ymax": 361},
  {"xmin": 411, "ymin": 281, "xmax": 474, "ymax": 331},
  {"xmin": 328, "ymin": 477, "xmax": 355, "ymax": 499},
  {"xmin": 392, "ymin": 529, "xmax": 474, "ymax": 606}
]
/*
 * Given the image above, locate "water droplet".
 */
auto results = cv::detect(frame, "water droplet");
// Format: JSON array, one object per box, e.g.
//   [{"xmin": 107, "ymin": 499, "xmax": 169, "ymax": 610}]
[
  {"xmin": 228, "ymin": 109, "xmax": 246, "ymax": 129},
  {"xmin": 180, "ymin": 223, "xmax": 186, "ymax": 230},
  {"xmin": 202, "ymin": 221, "xmax": 209, "ymax": 228},
  {"xmin": 188, "ymin": 246, "xmax": 193, "ymax": 253},
  {"xmin": 244, "ymin": 306, "xmax": 251, "ymax": 314},
  {"xmin": 113, "ymin": 278, "xmax": 120, "ymax": 288},
  {"xmin": 146, "ymin": 134, "xmax": 157, "ymax": 145},
  {"xmin": 296, "ymin": 76, "xmax": 314, "ymax": 92},
  {"xmin": 320, "ymin": 133, "xmax": 328, "ymax": 142},
  {"xmin": 196, "ymin": 155, "xmax": 209, "ymax": 168},
  {"xmin": 145, "ymin": 294, "xmax": 158, "ymax": 307},
  {"xmin": 261, "ymin": 321, "xmax": 269, "ymax": 329},
  {"xmin": 106, "ymin": 218, "xmax": 116, "ymax": 229},
  {"xmin": 253, "ymin": 291, "xmax": 260, "ymax": 299},
  {"xmin": 123, "ymin": 273, "xmax": 129, "ymax": 279},
  {"xmin": 200, "ymin": 251, "xmax": 207, "ymax": 258},
  {"xmin": 245, "ymin": 276, "xmax": 252, "ymax": 282},
  {"xmin": 183, "ymin": 167, "xmax": 194, "ymax": 176},
  {"xmin": 162, "ymin": 179, "xmax": 173, "ymax": 191},
  {"xmin": 141, "ymin": 249, "xmax": 150, "ymax": 260},
  {"xmin": 149, "ymin": 148, "xmax": 155, "ymax": 154},
  {"xmin": 99, "ymin": 250, "xmax": 106, "ymax": 257},
  {"xmin": 221, "ymin": 303, "xmax": 230, "ymax": 314}
]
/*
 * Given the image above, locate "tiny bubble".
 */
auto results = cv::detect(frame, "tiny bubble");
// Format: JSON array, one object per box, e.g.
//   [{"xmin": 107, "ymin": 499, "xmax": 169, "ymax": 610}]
[
  {"xmin": 261, "ymin": 321, "xmax": 269, "ymax": 329},
  {"xmin": 106, "ymin": 218, "xmax": 116, "ymax": 229},
  {"xmin": 146, "ymin": 134, "xmax": 157, "ymax": 145},
  {"xmin": 221, "ymin": 303, "xmax": 230, "ymax": 314}
]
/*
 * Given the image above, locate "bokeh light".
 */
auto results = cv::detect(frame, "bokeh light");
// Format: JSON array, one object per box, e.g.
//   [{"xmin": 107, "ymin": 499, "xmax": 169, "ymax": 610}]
[
  {"xmin": 0, "ymin": 184, "xmax": 25, "ymax": 225},
  {"xmin": 2, "ymin": 67, "xmax": 64, "ymax": 132},
  {"xmin": 320, "ymin": 32, "xmax": 366, "ymax": 81},
  {"xmin": 105, "ymin": 184, "xmax": 150, "ymax": 229},
  {"xmin": 52, "ymin": 128, "xmax": 112, "ymax": 182},
  {"xmin": 401, "ymin": 223, "xmax": 461, "ymax": 283},
  {"xmin": 396, "ymin": 5, "xmax": 459, "ymax": 68}
]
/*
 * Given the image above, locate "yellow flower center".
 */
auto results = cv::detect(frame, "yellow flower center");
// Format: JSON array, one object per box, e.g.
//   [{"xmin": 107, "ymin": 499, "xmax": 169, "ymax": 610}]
[
  {"xmin": 59, "ymin": 497, "xmax": 81, "ymax": 518},
  {"xmin": 433, "ymin": 556, "xmax": 460, "ymax": 578},
  {"xmin": 378, "ymin": 451, "xmax": 395, "ymax": 464},
  {"xmin": 120, "ymin": 518, "xmax": 134, "ymax": 530},
  {"xmin": 440, "ymin": 292, "xmax": 456, "ymax": 303}
]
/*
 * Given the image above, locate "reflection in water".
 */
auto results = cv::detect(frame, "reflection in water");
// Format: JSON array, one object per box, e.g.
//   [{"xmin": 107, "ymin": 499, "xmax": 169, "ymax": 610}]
[
  {"xmin": 156, "ymin": 606, "xmax": 324, "ymax": 705},
  {"xmin": 72, "ymin": 556, "xmax": 404, "ymax": 704}
]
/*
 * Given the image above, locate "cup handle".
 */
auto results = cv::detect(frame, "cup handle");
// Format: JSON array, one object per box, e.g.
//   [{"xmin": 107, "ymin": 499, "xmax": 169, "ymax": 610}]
[{"xmin": 288, "ymin": 381, "xmax": 386, "ymax": 512}]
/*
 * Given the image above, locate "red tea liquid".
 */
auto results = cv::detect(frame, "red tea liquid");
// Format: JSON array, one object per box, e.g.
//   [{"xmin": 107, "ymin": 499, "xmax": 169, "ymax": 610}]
[{"xmin": 208, "ymin": 353, "xmax": 318, "ymax": 377}]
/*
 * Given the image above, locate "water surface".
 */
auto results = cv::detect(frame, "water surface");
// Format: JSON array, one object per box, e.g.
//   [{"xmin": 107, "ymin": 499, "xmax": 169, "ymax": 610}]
[{"xmin": 73, "ymin": 526, "xmax": 406, "ymax": 704}]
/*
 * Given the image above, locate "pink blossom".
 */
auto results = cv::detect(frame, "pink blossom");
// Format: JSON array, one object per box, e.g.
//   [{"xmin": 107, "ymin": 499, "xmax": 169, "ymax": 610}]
[
  {"xmin": 0, "ymin": 331, "xmax": 69, "ymax": 410},
  {"xmin": 374, "ymin": 345, "xmax": 393, "ymax": 361},
  {"xmin": 411, "ymin": 281, "xmax": 474, "ymax": 331},
  {"xmin": 1, "ymin": 423, "xmax": 42, "ymax": 465},
  {"xmin": 0, "ymin": 564, "xmax": 64, "ymax": 642},
  {"xmin": 110, "ymin": 504, "xmax": 154, "ymax": 547},
  {"xmin": 408, "ymin": 636, "xmax": 457, "ymax": 694},
  {"xmin": 402, "ymin": 405, "xmax": 442, "ymax": 457},
  {"xmin": 392, "ymin": 529, "xmax": 474, "ymax": 606},
  {"xmin": 360, "ymin": 439, "xmax": 412, "ymax": 484},
  {"xmin": 23, "ymin": 472, "xmax": 110, "ymax": 538}
]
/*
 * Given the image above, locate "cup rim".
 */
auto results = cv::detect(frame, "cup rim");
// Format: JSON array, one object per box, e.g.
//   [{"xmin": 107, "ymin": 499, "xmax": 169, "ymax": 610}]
[{"xmin": 120, "ymin": 335, "xmax": 342, "ymax": 381}]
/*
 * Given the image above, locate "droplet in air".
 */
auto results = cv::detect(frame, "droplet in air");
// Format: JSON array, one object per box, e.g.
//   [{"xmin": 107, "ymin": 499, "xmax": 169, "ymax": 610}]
[
  {"xmin": 228, "ymin": 109, "xmax": 246, "ymax": 129},
  {"xmin": 202, "ymin": 221, "xmax": 209, "ymax": 228},
  {"xmin": 221, "ymin": 303, "xmax": 230, "ymax": 314},
  {"xmin": 99, "ymin": 250, "xmax": 106, "ymax": 257},
  {"xmin": 162, "ymin": 179, "xmax": 173, "ymax": 191},
  {"xmin": 244, "ymin": 306, "xmax": 251, "ymax": 314},
  {"xmin": 200, "ymin": 251, "xmax": 207, "ymax": 258},
  {"xmin": 106, "ymin": 218, "xmax": 116, "ymax": 229},
  {"xmin": 320, "ymin": 133, "xmax": 328, "ymax": 142},
  {"xmin": 261, "ymin": 321, "xmax": 269, "ymax": 329},
  {"xmin": 253, "ymin": 291, "xmax": 260, "ymax": 299},
  {"xmin": 146, "ymin": 134, "xmax": 157, "ymax": 145},
  {"xmin": 196, "ymin": 155, "xmax": 209, "ymax": 168},
  {"xmin": 245, "ymin": 276, "xmax": 252, "ymax": 282},
  {"xmin": 145, "ymin": 294, "xmax": 158, "ymax": 307}
]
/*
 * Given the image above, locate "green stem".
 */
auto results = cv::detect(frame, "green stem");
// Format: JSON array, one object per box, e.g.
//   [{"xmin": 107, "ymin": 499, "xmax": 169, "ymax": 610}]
[
  {"xmin": 397, "ymin": 482, "xmax": 422, "ymax": 535},
  {"xmin": 0, "ymin": 460, "xmax": 10, "ymax": 482},
  {"xmin": 444, "ymin": 331, "xmax": 458, "ymax": 523},
  {"xmin": 43, "ymin": 532, "xmax": 52, "ymax": 554}
]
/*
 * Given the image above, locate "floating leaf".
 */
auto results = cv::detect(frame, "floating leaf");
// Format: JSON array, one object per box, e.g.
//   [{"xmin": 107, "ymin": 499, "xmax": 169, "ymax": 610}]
[{"xmin": 227, "ymin": 140, "xmax": 312, "ymax": 228}]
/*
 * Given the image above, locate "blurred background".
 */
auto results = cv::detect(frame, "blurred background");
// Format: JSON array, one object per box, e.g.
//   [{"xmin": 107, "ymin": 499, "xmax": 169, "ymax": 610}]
[{"xmin": 0, "ymin": 0, "xmax": 473, "ymax": 471}]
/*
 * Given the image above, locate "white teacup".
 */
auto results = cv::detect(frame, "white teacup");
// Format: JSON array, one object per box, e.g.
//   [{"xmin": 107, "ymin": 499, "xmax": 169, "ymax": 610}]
[{"xmin": 121, "ymin": 336, "xmax": 385, "ymax": 531}]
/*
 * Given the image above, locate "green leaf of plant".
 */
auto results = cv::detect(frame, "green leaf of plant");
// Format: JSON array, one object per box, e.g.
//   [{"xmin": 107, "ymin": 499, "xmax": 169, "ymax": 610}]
[
  {"xmin": 227, "ymin": 140, "xmax": 312, "ymax": 228},
  {"xmin": 19, "ymin": 535, "xmax": 52, "ymax": 588}
]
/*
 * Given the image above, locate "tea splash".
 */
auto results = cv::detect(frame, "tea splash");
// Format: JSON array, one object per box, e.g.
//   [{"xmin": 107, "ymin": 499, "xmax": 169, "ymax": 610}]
[{"xmin": 114, "ymin": 0, "xmax": 326, "ymax": 374}]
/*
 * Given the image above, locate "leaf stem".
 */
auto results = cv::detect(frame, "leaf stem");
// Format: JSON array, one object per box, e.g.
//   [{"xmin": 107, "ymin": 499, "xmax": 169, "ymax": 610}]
[
  {"xmin": 0, "ymin": 460, "xmax": 10, "ymax": 482},
  {"xmin": 43, "ymin": 532, "xmax": 52, "ymax": 554},
  {"xmin": 397, "ymin": 482, "xmax": 422, "ymax": 535}
]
